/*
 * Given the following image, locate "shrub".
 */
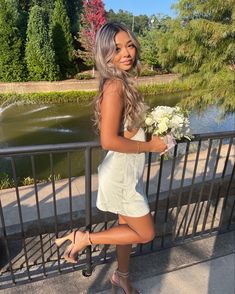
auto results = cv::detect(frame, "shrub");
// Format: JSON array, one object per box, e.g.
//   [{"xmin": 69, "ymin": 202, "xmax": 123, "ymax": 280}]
[
  {"xmin": 0, "ymin": 173, "xmax": 14, "ymax": 189},
  {"xmin": 75, "ymin": 73, "xmax": 94, "ymax": 80},
  {"xmin": 140, "ymin": 69, "xmax": 158, "ymax": 77},
  {"xmin": 22, "ymin": 176, "xmax": 34, "ymax": 186}
]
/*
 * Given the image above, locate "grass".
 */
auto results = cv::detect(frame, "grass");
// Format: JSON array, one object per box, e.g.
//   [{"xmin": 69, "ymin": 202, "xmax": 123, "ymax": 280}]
[
  {"xmin": 0, "ymin": 79, "xmax": 192, "ymax": 105},
  {"xmin": 139, "ymin": 80, "xmax": 192, "ymax": 96},
  {"xmin": 0, "ymin": 90, "xmax": 97, "ymax": 105}
]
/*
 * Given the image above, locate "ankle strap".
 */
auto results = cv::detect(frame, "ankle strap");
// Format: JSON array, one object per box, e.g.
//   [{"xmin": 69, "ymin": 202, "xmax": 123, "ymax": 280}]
[
  {"xmin": 116, "ymin": 269, "xmax": 129, "ymax": 278},
  {"xmin": 86, "ymin": 231, "xmax": 92, "ymax": 245}
]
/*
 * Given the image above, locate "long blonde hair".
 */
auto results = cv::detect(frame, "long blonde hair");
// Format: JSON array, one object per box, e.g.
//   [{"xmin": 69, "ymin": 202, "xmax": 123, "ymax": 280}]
[{"xmin": 94, "ymin": 22, "xmax": 146, "ymax": 131}]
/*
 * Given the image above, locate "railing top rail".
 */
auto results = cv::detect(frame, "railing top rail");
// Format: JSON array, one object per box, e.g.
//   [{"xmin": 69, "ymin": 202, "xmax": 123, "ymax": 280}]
[
  {"xmin": 189, "ymin": 130, "xmax": 235, "ymax": 141},
  {"xmin": 0, "ymin": 130, "xmax": 234, "ymax": 157},
  {"xmin": 0, "ymin": 141, "xmax": 100, "ymax": 156}
]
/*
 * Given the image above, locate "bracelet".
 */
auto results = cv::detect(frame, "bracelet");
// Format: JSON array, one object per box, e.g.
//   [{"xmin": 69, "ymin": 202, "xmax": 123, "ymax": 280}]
[{"xmin": 137, "ymin": 141, "xmax": 140, "ymax": 153}]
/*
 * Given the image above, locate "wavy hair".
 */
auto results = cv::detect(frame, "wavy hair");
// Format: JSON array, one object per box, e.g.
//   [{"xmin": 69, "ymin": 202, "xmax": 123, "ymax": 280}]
[{"xmin": 93, "ymin": 22, "xmax": 146, "ymax": 131}]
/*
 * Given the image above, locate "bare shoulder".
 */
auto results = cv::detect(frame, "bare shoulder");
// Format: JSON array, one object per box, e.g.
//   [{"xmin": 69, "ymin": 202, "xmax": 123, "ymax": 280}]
[
  {"xmin": 100, "ymin": 78, "xmax": 124, "ymax": 118},
  {"xmin": 103, "ymin": 79, "xmax": 123, "ymax": 97}
]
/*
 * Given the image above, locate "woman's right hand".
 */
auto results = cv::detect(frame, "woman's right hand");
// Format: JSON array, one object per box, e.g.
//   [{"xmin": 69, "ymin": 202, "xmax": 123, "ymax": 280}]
[{"xmin": 148, "ymin": 135, "xmax": 167, "ymax": 153}]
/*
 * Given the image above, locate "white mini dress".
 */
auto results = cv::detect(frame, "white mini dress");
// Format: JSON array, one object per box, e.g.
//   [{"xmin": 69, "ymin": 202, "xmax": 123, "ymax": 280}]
[{"xmin": 96, "ymin": 128, "xmax": 150, "ymax": 217}]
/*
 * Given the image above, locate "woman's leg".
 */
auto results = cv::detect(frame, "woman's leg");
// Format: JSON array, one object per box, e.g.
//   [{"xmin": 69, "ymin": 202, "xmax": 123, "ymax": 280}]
[
  {"xmin": 114, "ymin": 215, "xmax": 135, "ymax": 293},
  {"xmin": 68, "ymin": 212, "xmax": 155, "ymax": 258},
  {"xmin": 90, "ymin": 212, "xmax": 155, "ymax": 245},
  {"xmin": 116, "ymin": 215, "xmax": 132, "ymax": 273}
]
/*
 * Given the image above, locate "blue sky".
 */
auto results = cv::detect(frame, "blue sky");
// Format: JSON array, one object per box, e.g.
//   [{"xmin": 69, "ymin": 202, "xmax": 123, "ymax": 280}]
[{"xmin": 103, "ymin": 0, "xmax": 177, "ymax": 17}]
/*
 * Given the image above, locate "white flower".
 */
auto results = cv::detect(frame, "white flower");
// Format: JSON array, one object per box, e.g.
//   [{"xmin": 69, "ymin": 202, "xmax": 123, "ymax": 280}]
[
  {"xmin": 171, "ymin": 114, "xmax": 184, "ymax": 127},
  {"xmin": 144, "ymin": 105, "xmax": 192, "ymax": 140},
  {"xmin": 152, "ymin": 106, "xmax": 173, "ymax": 119},
  {"xmin": 158, "ymin": 121, "xmax": 168, "ymax": 133},
  {"xmin": 145, "ymin": 116, "xmax": 154, "ymax": 126}
]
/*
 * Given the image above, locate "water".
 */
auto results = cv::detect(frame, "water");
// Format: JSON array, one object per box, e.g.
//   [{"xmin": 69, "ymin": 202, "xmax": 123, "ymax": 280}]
[
  {"xmin": 0, "ymin": 92, "xmax": 234, "ymax": 147},
  {"xmin": 0, "ymin": 92, "xmax": 234, "ymax": 180},
  {"xmin": 0, "ymin": 103, "xmax": 94, "ymax": 147}
]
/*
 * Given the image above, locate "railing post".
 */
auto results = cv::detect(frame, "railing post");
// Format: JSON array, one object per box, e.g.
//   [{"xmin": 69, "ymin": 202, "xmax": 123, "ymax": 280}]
[{"xmin": 83, "ymin": 147, "xmax": 92, "ymax": 277}]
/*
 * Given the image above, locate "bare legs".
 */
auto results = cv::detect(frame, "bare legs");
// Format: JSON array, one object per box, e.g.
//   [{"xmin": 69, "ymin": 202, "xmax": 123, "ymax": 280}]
[
  {"xmin": 114, "ymin": 215, "xmax": 138, "ymax": 293},
  {"xmin": 56, "ymin": 212, "xmax": 155, "ymax": 293},
  {"xmin": 67, "ymin": 212, "xmax": 155, "ymax": 260},
  {"xmin": 89, "ymin": 212, "xmax": 155, "ymax": 245}
]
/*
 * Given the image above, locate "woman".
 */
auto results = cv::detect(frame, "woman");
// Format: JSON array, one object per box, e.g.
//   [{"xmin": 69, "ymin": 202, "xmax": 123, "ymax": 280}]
[{"xmin": 55, "ymin": 22, "xmax": 167, "ymax": 294}]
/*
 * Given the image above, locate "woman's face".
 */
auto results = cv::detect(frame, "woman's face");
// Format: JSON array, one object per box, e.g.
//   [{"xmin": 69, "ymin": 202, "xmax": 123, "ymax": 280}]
[{"xmin": 112, "ymin": 30, "xmax": 136, "ymax": 71}]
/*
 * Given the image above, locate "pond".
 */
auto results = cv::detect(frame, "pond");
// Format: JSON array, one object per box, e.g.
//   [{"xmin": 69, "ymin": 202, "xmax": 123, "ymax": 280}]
[
  {"xmin": 0, "ymin": 91, "xmax": 234, "ymax": 181},
  {"xmin": 0, "ymin": 92, "xmax": 234, "ymax": 148}
]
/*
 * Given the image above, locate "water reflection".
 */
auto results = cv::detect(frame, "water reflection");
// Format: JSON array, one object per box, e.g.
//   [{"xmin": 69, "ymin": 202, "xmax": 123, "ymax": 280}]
[{"xmin": 189, "ymin": 106, "xmax": 234, "ymax": 134}]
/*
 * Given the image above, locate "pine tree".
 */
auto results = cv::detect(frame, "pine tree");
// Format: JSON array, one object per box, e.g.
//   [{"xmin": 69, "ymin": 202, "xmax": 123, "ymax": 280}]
[
  {"xmin": 158, "ymin": 0, "xmax": 235, "ymax": 112},
  {"xmin": 50, "ymin": 0, "xmax": 75, "ymax": 78},
  {"xmin": 25, "ymin": 5, "xmax": 60, "ymax": 81},
  {"xmin": 64, "ymin": 0, "xmax": 83, "ymax": 35},
  {"xmin": 31, "ymin": 0, "xmax": 55, "ymax": 13},
  {"xmin": 0, "ymin": 0, "xmax": 26, "ymax": 82},
  {"xmin": 76, "ymin": 0, "xmax": 106, "ymax": 74}
]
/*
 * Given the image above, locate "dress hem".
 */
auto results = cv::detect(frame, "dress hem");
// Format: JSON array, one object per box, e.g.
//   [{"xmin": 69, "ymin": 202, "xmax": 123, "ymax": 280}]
[{"xmin": 97, "ymin": 205, "xmax": 150, "ymax": 218}]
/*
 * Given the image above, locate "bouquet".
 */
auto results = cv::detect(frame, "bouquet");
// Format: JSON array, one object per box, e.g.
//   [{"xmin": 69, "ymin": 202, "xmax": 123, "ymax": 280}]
[{"xmin": 144, "ymin": 106, "xmax": 192, "ymax": 153}]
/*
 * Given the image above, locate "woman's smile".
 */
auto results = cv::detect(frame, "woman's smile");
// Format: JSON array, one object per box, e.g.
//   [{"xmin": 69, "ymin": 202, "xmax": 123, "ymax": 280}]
[{"xmin": 121, "ymin": 59, "xmax": 132, "ymax": 64}]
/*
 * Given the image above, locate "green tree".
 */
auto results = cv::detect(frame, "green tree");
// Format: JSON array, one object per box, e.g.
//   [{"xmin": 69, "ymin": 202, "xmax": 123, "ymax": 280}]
[
  {"xmin": 139, "ymin": 15, "xmax": 173, "ymax": 69},
  {"xmin": 107, "ymin": 9, "xmax": 133, "ymax": 30},
  {"xmin": 25, "ymin": 5, "xmax": 60, "ymax": 81},
  {"xmin": 149, "ymin": 14, "xmax": 172, "ymax": 32},
  {"xmin": 134, "ymin": 15, "xmax": 149, "ymax": 35},
  {"xmin": 107, "ymin": 9, "xmax": 150, "ymax": 36},
  {"xmin": 139, "ymin": 30, "xmax": 160, "ymax": 69},
  {"xmin": 31, "ymin": 0, "xmax": 55, "ymax": 13},
  {"xmin": 50, "ymin": 0, "xmax": 75, "ymax": 78},
  {"xmin": 159, "ymin": 0, "xmax": 235, "ymax": 112},
  {"xmin": 0, "ymin": 0, "xmax": 26, "ymax": 81},
  {"xmin": 65, "ymin": 0, "xmax": 83, "ymax": 35}
]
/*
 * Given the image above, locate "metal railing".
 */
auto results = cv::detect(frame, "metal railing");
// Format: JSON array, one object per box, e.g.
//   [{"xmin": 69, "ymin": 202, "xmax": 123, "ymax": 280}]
[{"xmin": 0, "ymin": 131, "xmax": 234, "ymax": 288}]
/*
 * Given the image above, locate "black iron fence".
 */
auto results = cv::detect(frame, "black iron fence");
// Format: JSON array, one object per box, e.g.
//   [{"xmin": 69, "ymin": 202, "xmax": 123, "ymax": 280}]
[{"xmin": 0, "ymin": 131, "xmax": 234, "ymax": 288}]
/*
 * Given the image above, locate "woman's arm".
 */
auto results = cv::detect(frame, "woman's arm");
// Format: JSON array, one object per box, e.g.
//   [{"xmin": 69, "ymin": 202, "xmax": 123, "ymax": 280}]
[{"xmin": 100, "ymin": 79, "xmax": 166, "ymax": 154}]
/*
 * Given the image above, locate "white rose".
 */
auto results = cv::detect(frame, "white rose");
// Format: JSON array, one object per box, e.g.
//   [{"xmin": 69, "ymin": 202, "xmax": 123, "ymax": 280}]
[
  {"xmin": 160, "ymin": 116, "xmax": 170, "ymax": 124},
  {"xmin": 171, "ymin": 114, "xmax": 184, "ymax": 127},
  {"xmin": 145, "ymin": 116, "xmax": 154, "ymax": 126},
  {"xmin": 158, "ymin": 122, "xmax": 168, "ymax": 134}
]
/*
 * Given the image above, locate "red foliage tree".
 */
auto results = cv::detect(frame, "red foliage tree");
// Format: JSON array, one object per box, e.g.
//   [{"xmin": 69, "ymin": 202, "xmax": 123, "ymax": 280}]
[{"xmin": 76, "ymin": 0, "xmax": 106, "ymax": 73}]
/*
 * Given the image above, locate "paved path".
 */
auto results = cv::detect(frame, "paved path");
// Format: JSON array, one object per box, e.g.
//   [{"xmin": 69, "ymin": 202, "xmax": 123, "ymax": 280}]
[
  {"xmin": 98, "ymin": 254, "xmax": 235, "ymax": 294},
  {"xmin": 0, "ymin": 74, "xmax": 178, "ymax": 94}
]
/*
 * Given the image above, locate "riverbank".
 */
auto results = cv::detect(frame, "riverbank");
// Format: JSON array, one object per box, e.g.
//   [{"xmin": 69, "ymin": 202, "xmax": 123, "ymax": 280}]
[
  {"xmin": 0, "ymin": 74, "xmax": 178, "ymax": 94},
  {"xmin": 0, "ymin": 74, "xmax": 193, "ymax": 105}
]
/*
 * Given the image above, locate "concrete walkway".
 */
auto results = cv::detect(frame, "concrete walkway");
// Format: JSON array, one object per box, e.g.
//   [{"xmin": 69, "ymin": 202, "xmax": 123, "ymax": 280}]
[
  {"xmin": 98, "ymin": 254, "xmax": 235, "ymax": 294},
  {"xmin": 1, "ymin": 231, "xmax": 234, "ymax": 294}
]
